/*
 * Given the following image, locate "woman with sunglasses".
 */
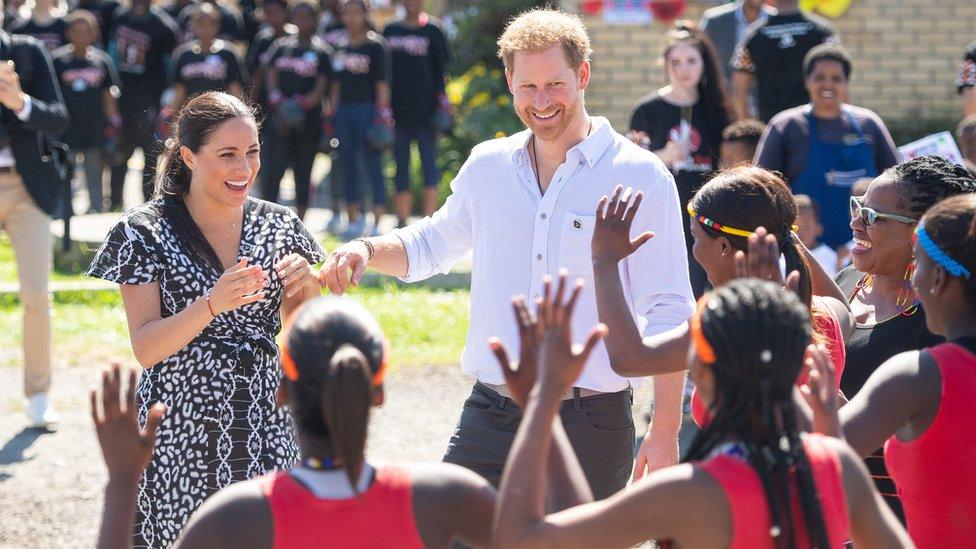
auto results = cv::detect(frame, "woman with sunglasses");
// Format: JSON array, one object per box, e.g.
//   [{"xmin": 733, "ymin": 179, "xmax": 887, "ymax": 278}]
[
  {"xmin": 835, "ymin": 154, "xmax": 976, "ymax": 522},
  {"xmin": 809, "ymin": 193, "xmax": 976, "ymax": 547}
]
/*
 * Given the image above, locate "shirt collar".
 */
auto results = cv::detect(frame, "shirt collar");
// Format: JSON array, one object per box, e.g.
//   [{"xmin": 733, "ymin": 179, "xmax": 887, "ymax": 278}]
[
  {"xmin": 735, "ymin": 1, "xmax": 770, "ymax": 26},
  {"xmin": 513, "ymin": 116, "xmax": 614, "ymax": 169}
]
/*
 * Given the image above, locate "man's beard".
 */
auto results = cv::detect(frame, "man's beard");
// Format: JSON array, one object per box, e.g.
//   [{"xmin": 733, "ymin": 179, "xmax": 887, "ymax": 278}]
[{"xmin": 516, "ymin": 94, "xmax": 583, "ymax": 142}]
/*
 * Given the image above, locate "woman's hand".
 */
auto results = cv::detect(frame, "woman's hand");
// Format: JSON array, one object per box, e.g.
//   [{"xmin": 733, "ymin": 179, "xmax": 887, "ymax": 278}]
[
  {"xmin": 657, "ymin": 140, "xmax": 690, "ymax": 167},
  {"xmin": 536, "ymin": 272, "xmax": 607, "ymax": 397},
  {"xmin": 592, "ymin": 185, "xmax": 655, "ymax": 266},
  {"xmin": 208, "ymin": 258, "xmax": 268, "ymax": 315},
  {"xmin": 800, "ymin": 344, "xmax": 842, "ymax": 437},
  {"xmin": 733, "ymin": 227, "xmax": 801, "ymax": 294},
  {"xmin": 275, "ymin": 253, "xmax": 319, "ymax": 298},
  {"xmin": 91, "ymin": 362, "xmax": 165, "ymax": 483},
  {"xmin": 625, "ymin": 129, "xmax": 650, "ymax": 149},
  {"xmin": 489, "ymin": 296, "xmax": 540, "ymax": 408}
]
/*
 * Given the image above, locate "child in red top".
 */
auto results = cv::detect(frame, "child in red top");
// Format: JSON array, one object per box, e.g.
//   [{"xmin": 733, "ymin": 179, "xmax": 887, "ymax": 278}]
[
  {"xmin": 815, "ymin": 193, "xmax": 976, "ymax": 548},
  {"xmin": 491, "ymin": 274, "xmax": 909, "ymax": 548}
]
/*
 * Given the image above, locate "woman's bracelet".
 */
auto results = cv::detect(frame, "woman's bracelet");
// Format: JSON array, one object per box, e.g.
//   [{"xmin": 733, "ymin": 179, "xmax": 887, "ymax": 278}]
[{"xmin": 205, "ymin": 294, "xmax": 218, "ymax": 318}]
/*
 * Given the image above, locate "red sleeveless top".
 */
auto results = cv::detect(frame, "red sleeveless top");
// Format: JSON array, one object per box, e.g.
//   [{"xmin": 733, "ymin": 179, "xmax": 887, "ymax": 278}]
[
  {"xmin": 691, "ymin": 299, "xmax": 846, "ymax": 427},
  {"xmin": 258, "ymin": 464, "xmax": 426, "ymax": 549},
  {"xmin": 698, "ymin": 434, "xmax": 850, "ymax": 548},
  {"xmin": 884, "ymin": 343, "xmax": 976, "ymax": 548}
]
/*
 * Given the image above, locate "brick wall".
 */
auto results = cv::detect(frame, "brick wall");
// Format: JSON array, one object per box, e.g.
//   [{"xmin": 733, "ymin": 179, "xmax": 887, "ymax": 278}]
[{"xmin": 575, "ymin": 1, "xmax": 975, "ymax": 135}]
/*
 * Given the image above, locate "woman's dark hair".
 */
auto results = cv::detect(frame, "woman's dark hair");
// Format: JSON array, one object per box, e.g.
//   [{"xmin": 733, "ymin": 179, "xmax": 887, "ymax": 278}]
[
  {"xmin": 690, "ymin": 166, "xmax": 814, "ymax": 309},
  {"xmin": 289, "ymin": 0, "xmax": 321, "ymax": 19},
  {"xmin": 803, "ymin": 43, "xmax": 852, "ymax": 80},
  {"xmin": 154, "ymin": 91, "xmax": 260, "ymax": 272},
  {"xmin": 921, "ymin": 193, "xmax": 976, "ymax": 308},
  {"xmin": 683, "ymin": 279, "xmax": 827, "ymax": 548},
  {"xmin": 285, "ymin": 296, "xmax": 386, "ymax": 491},
  {"xmin": 879, "ymin": 155, "xmax": 976, "ymax": 218},
  {"xmin": 721, "ymin": 118, "xmax": 765, "ymax": 145},
  {"xmin": 663, "ymin": 21, "xmax": 732, "ymax": 151}
]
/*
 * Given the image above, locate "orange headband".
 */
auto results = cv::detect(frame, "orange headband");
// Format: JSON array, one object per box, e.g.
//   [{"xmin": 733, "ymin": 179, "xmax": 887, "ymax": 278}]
[
  {"xmin": 690, "ymin": 296, "xmax": 716, "ymax": 364},
  {"xmin": 279, "ymin": 333, "xmax": 387, "ymax": 387}
]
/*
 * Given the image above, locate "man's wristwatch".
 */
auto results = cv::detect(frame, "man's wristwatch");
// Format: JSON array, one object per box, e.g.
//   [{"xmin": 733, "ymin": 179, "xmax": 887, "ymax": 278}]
[{"xmin": 353, "ymin": 238, "xmax": 375, "ymax": 261}]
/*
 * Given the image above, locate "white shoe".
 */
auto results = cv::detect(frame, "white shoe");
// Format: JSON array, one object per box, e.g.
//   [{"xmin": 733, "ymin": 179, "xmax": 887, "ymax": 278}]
[{"xmin": 26, "ymin": 393, "xmax": 59, "ymax": 429}]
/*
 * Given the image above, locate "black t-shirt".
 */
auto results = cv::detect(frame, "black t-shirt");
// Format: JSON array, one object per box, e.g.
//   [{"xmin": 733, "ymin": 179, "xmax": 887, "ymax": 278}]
[
  {"xmin": 835, "ymin": 266, "xmax": 943, "ymax": 523},
  {"xmin": 267, "ymin": 35, "xmax": 331, "ymax": 99},
  {"xmin": 69, "ymin": 0, "xmax": 121, "ymax": 48},
  {"xmin": 332, "ymin": 33, "xmax": 389, "ymax": 105},
  {"xmin": 175, "ymin": 2, "xmax": 244, "ymax": 42},
  {"xmin": 112, "ymin": 7, "xmax": 179, "ymax": 101},
  {"xmin": 246, "ymin": 27, "xmax": 292, "ymax": 107},
  {"xmin": 317, "ymin": 18, "xmax": 347, "ymax": 50},
  {"xmin": 383, "ymin": 17, "xmax": 449, "ymax": 128},
  {"xmin": 629, "ymin": 93, "xmax": 720, "ymax": 219},
  {"xmin": 10, "ymin": 18, "xmax": 68, "ymax": 51},
  {"xmin": 731, "ymin": 12, "xmax": 838, "ymax": 122},
  {"xmin": 170, "ymin": 39, "xmax": 247, "ymax": 98},
  {"xmin": 53, "ymin": 45, "xmax": 120, "ymax": 147}
]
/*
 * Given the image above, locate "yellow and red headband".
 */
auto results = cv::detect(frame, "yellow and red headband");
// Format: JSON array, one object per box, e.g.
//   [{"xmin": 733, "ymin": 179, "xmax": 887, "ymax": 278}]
[{"xmin": 687, "ymin": 203, "xmax": 799, "ymax": 238}]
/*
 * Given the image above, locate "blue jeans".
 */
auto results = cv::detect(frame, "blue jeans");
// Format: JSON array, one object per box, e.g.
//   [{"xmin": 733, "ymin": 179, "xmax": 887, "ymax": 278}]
[
  {"xmin": 70, "ymin": 147, "xmax": 104, "ymax": 212},
  {"xmin": 393, "ymin": 125, "xmax": 439, "ymax": 192},
  {"xmin": 335, "ymin": 102, "xmax": 386, "ymax": 206}
]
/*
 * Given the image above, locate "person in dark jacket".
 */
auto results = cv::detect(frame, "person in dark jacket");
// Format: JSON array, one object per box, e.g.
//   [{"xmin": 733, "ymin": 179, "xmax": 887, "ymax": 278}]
[{"xmin": 0, "ymin": 2, "xmax": 70, "ymax": 428}]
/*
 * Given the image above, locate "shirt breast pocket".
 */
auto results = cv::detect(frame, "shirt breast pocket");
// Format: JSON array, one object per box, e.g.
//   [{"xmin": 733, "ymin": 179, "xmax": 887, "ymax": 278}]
[{"xmin": 557, "ymin": 213, "xmax": 596, "ymax": 278}]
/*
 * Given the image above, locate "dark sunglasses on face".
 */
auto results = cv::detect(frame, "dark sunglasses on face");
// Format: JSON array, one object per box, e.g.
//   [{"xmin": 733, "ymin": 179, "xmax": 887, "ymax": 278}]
[{"xmin": 850, "ymin": 196, "xmax": 917, "ymax": 229}]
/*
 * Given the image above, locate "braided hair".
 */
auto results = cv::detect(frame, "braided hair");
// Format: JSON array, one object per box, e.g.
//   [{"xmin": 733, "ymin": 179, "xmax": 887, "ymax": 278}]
[
  {"xmin": 684, "ymin": 279, "xmax": 829, "ymax": 548},
  {"xmin": 880, "ymin": 155, "xmax": 976, "ymax": 218},
  {"xmin": 690, "ymin": 166, "xmax": 815, "ymax": 309},
  {"xmin": 283, "ymin": 296, "xmax": 386, "ymax": 491},
  {"xmin": 920, "ymin": 194, "xmax": 976, "ymax": 308}
]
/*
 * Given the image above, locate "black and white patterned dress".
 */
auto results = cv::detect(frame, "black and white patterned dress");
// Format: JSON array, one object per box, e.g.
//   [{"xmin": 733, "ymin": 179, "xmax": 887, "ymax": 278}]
[{"xmin": 87, "ymin": 197, "xmax": 325, "ymax": 548}]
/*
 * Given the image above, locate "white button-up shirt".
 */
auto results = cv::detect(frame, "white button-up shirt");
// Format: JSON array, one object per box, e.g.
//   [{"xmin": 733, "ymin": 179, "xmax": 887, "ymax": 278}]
[{"xmin": 395, "ymin": 117, "xmax": 694, "ymax": 392}]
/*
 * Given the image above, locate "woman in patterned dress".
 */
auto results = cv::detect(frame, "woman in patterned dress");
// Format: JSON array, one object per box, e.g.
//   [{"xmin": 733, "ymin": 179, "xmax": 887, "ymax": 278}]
[{"xmin": 87, "ymin": 91, "xmax": 325, "ymax": 548}]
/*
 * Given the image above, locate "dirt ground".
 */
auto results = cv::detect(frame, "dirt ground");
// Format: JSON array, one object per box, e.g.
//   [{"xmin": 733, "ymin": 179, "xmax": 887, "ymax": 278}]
[{"xmin": 0, "ymin": 361, "xmax": 660, "ymax": 549}]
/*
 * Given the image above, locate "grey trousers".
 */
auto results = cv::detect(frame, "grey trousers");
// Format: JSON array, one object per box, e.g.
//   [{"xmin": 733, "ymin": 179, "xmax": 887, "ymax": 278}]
[{"xmin": 443, "ymin": 381, "xmax": 635, "ymax": 500}]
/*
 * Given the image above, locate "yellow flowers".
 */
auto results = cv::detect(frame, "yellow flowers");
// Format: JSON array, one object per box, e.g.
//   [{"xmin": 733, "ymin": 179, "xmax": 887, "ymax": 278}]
[{"xmin": 470, "ymin": 91, "xmax": 491, "ymax": 108}]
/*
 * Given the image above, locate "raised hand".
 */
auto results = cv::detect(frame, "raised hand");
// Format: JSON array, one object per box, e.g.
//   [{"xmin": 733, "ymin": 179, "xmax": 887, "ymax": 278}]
[
  {"xmin": 489, "ymin": 295, "xmax": 541, "ymax": 408},
  {"xmin": 319, "ymin": 240, "xmax": 370, "ymax": 296},
  {"xmin": 733, "ymin": 227, "xmax": 801, "ymax": 294},
  {"xmin": 208, "ymin": 258, "xmax": 268, "ymax": 315},
  {"xmin": 91, "ymin": 362, "xmax": 166, "ymax": 482},
  {"xmin": 536, "ymin": 271, "xmax": 607, "ymax": 397},
  {"xmin": 593, "ymin": 185, "xmax": 655, "ymax": 265},
  {"xmin": 800, "ymin": 344, "xmax": 842, "ymax": 437},
  {"xmin": 275, "ymin": 253, "xmax": 319, "ymax": 298}
]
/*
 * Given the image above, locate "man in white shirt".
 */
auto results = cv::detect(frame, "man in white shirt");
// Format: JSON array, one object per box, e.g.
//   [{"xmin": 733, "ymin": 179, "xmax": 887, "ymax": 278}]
[{"xmin": 320, "ymin": 8, "xmax": 693, "ymax": 499}]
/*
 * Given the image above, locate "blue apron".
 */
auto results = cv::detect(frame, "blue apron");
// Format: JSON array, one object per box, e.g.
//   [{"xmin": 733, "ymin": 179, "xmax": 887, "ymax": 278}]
[{"xmin": 792, "ymin": 106, "xmax": 878, "ymax": 248}]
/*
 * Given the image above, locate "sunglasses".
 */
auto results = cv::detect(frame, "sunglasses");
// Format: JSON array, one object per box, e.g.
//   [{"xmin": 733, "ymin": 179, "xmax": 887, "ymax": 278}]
[{"xmin": 850, "ymin": 196, "xmax": 917, "ymax": 229}]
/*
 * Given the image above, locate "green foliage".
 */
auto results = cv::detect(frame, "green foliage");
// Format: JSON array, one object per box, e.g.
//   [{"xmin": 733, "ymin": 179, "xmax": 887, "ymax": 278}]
[{"xmin": 447, "ymin": 0, "xmax": 553, "ymax": 75}]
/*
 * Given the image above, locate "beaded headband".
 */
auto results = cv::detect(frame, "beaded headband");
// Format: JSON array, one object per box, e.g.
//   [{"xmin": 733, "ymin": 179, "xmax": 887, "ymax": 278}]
[
  {"xmin": 691, "ymin": 296, "xmax": 717, "ymax": 364},
  {"xmin": 957, "ymin": 60, "xmax": 976, "ymax": 92},
  {"xmin": 687, "ymin": 203, "xmax": 799, "ymax": 239},
  {"xmin": 915, "ymin": 222, "xmax": 972, "ymax": 279}
]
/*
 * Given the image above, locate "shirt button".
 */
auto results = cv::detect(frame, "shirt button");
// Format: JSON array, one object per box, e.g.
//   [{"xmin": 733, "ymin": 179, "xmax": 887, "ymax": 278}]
[
  {"xmin": 534, "ymin": 293, "xmax": 541, "ymax": 300},
  {"xmin": 540, "ymin": 212, "xmax": 547, "ymax": 220},
  {"xmin": 536, "ymin": 253, "xmax": 543, "ymax": 260}
]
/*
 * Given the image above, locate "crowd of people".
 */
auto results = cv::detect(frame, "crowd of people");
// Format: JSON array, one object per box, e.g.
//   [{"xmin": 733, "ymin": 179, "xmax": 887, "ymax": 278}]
[{"xmin": 1, "ymin": 0, "xmax": 975, "ymax": 547}]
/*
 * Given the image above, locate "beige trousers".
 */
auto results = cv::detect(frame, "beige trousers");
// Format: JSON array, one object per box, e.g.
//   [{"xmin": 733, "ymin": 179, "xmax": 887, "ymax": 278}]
[{"xmin": 0, "ymin": 170, "xmax": 52, "ymax": 397}]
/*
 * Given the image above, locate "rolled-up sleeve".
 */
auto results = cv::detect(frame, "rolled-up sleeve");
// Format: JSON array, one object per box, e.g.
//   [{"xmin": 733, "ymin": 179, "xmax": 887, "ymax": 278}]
[
  {"xmin": 625, "ymin": 163, "xmax": 695, "ymax": 337},
  {"xmin": 394, "ymin": 154, "xmax": 475, "ymax": 283}
]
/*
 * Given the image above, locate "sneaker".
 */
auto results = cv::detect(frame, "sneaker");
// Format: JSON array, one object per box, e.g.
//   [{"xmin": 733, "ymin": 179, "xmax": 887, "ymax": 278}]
[
  {"xmin": 26, "ymin": 393, "xmax": 59, "ymax": 429},
  {"xmin": 326, "ymin": 212, "xmax": 344, "ymax": 235},
  {"xmin": 343, "ymin": 217, "xmax": 366, "ymax": 240}
]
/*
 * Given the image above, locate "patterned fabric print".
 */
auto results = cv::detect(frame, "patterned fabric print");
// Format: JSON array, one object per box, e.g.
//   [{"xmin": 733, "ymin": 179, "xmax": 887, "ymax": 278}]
[{"xmin": 87, "ymin": 197, "xmax": 325, "ymax": 548}]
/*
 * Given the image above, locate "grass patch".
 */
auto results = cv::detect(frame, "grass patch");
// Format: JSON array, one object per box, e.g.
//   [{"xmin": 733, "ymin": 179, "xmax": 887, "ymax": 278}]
[{"xmin": 0, "ymin": 284, "xmax": 469, "ymax": 370}]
